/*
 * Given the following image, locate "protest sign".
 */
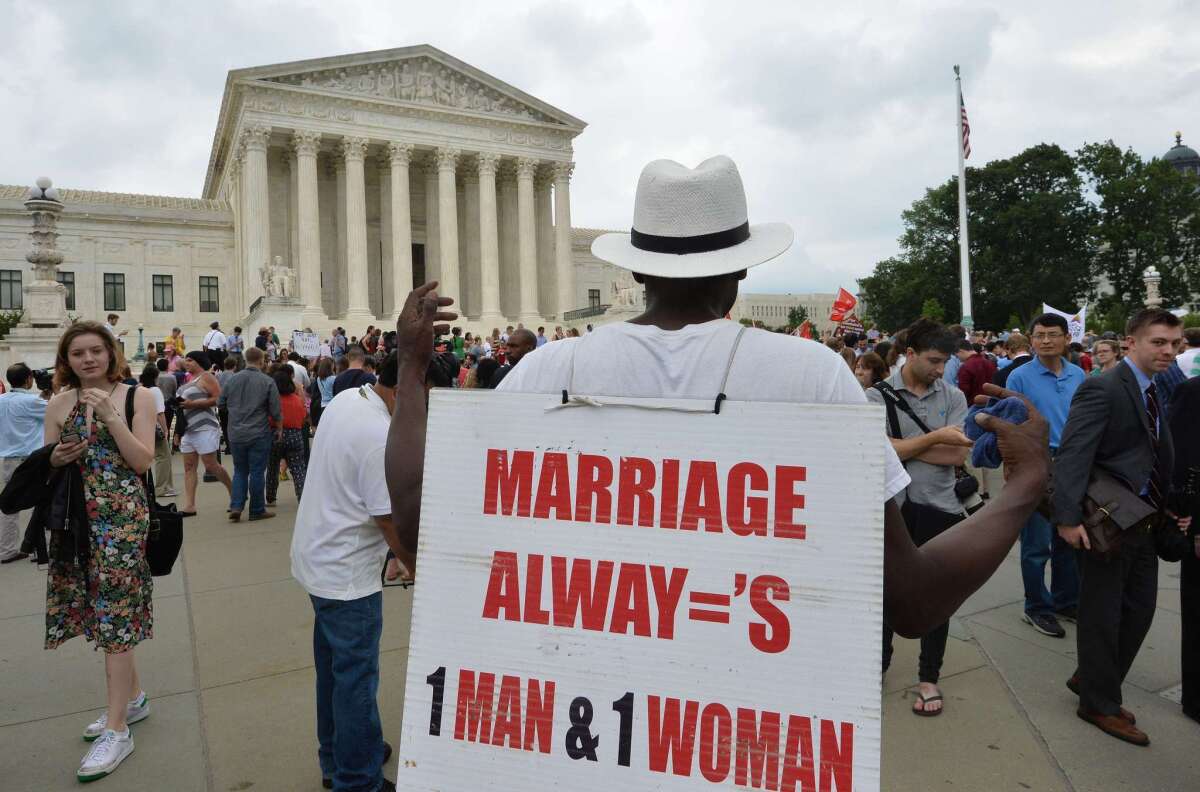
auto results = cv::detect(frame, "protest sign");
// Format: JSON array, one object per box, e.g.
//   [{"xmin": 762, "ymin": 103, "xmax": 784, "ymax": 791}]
[
  {"xmin": 838, "ymin": 314, "xmax": 865, "ymax": 336},
  {"xmin": 291, "ymin": 330, "xmax": 320, "ymax": 358},
  {"xmin": 398, "ymin": 391, "xmax": 886, "ymax": 791},
  {"xmin": 1041, "ymin": 303, "xmax": 1087, "ymax": 344}
]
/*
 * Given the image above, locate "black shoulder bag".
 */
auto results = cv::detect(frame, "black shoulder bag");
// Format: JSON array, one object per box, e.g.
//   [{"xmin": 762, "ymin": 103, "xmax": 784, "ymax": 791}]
[
  {"xmin": 873, "ymin": 381, "xmax": 980, "ymax": 504},
  {"xmin": 125, "ymin": 387, "xmax": 184, "ymax": 576}
]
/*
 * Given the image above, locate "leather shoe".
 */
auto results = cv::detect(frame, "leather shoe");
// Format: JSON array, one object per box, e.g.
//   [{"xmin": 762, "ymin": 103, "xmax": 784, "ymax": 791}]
[
  {"xmin": 1066, "ymin": 675, "xmax": 1134, "ymax": 724},
  {"xmin": 1077, "ymin": 707, "xmax": 1149, "ymax": 746}
]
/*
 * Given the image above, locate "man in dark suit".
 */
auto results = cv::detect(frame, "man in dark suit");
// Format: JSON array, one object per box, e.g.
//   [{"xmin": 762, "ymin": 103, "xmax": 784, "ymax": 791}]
[
  {"xmin": 1053, "ymin": 307, "xmax": 1191, "ymax": 745},
  {"xmin": 1169, "ymin": 373, "xmax": 1200, "ymax": 724},
  {"xmin": 993, "ymin": 332, "xmax": 1033, "ymax": 388}
]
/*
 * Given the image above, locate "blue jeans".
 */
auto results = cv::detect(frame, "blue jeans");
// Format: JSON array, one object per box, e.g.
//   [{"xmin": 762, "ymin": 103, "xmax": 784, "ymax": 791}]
[
  {"xmin": 229, "ymin": 433, "xmax": 273, "ymax": 515},
  {"xmin": 311, "ymin": 592, "xmax": 385, "ymax": 792},
  {"xmin": 1020, "ymin": 510, "xmax": 1080, "ymax": 616}
]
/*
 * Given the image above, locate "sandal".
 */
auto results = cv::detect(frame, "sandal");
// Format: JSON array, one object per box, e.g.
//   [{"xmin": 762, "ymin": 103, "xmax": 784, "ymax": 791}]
[
  {"xmin": 912, "ymin": 693, "xmax": 944, "ymax": 717},
  {"xmin": 179, "ymin": 510, "xmax": 197, "ymax": 518}
]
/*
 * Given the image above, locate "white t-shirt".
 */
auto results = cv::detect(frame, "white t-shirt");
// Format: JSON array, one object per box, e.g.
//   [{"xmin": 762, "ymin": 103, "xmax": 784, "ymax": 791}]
[
  {"xmin": 150, "ymin": 386, "xmax": 166, "ymax": 415},
  {"xmin": 1178, "ymin": 346, "xmax": 1200, "ymax": 378},
  {"xmin": 291, "ymin": 385, "xmax": 393, "ymax": 600},
  {"xmin": 499, "ymin": 319, "xmax": 910, "ymax": 501},
  {"xmin": 288, "ymin": 360, "xmax": 311, "ymax": 390},
  {"xmin": 203, "ymin": 329, "xmax": 228, "ymax": 350}
]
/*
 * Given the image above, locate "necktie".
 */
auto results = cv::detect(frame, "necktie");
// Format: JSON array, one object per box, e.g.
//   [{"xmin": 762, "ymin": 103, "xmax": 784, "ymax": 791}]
[{"xmin": 1146, "ymin": 383, "xmax": 1163, "ymax": 509}]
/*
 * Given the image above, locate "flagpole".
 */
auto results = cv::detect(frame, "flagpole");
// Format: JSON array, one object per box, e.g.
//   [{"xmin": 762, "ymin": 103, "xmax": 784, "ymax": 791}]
[{"xmin": 954, "ymin": 64, "xmax": 973, "ymax": 331}]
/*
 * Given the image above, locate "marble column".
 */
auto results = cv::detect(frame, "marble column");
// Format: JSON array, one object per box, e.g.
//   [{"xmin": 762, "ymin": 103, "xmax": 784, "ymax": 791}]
[
  {"xmin": 553, "ymin": 162, "xmax": 576, "ymax": 317},
  {"xmin": 240, "ymin": 125, "xmax": 271, "ymax": 309},
  {"xmin": 334, "ymin": 158, "xmax": 347, "ymax": 315},
  {"xmin": 476, "ymin": 153, "xmax": 503, "ymax": 327},
  {"xmin": 535, "ymin": 169, "xmax": 555, "ymax": 318},
  {"xmin": 423, "ymin": 158, "xmax": 440, "ymax": 283},
  {"xmin": 463, "ymin": 165, "xmax": 481, "ymax": 320},
  {"xmin": 388, "ymin": 142, "xmax": 414, "ymax": 318},
  {"xmin": 292, "ymin": 130, "xmax": 324, "ymax": 320},
  {"xmin": 436, "ymin": 147, "xmax": 461, "ymax": 305},
  {"xmin": 515, "ymin": 157, "xmax": 540, "ymax": 323},
  {"xmin": 341, "ymin": 136, "xmax": 373, "ymax": 322}
]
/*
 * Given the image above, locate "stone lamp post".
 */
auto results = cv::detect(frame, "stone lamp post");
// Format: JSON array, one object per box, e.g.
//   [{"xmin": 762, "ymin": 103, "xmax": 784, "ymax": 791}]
[
  {"xmin": 21, "ymin": 177, "xmax": 69, "ymax": 328},
  {"xmin": 1143, "ymin": 265, "xmax": 1163, "ymax": 308},
  {"xmin": 135, "ymin": 324, "xmax": 146, "ymax": 363}
]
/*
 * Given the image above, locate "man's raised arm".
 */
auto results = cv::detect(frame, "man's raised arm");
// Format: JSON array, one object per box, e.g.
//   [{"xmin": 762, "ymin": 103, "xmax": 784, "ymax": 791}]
[
  {"xmin": 883, "ymin": 384, "xmax": 1050, "ymax": 637},
  {"xmin": 385, "ymin": 282, "xmax": 457, "ymax": 557}
]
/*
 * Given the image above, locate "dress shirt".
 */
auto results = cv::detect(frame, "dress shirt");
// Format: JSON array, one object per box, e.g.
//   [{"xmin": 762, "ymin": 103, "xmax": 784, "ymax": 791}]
[{"xmin": 0, "ymin": 389, "xmax": 47, "ymax": 458}]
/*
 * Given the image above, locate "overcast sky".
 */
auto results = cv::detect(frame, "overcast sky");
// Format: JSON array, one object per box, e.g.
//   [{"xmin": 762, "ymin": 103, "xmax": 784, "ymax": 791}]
[{"xmin": 2, "ymin": 0, "xmax": 1196, "ymax": 293}]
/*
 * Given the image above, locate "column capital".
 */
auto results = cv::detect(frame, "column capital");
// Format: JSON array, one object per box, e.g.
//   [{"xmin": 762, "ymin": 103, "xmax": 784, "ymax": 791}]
[
  {"xmin": 291, "ymin": 129, "xmax": 322, "ymax": 157},
  {"xmin": 515, "ymin": 157, "xmax": 540, "ymax": 180},
  {"xmin": 388, "ymin": 141, "xmax": 414, "ymax": 166},
  {"xmin": 240, "ymin": 124, "xmax": 271, "ymax": 153},
  {"xmin": 552, "ymin": 161, "xmax": 575, "ymax": 183},
  {"xmin": 340, "ymin": 136, "xmax": 370, "ymax": 162},
  {"xmin": 534, "ymin": 166, "xmax": 555, "ymax": 190},
  {"xmin": 436, "ymin": 147, "xmax": 461, "ymax": 171},
  {"xmin": 476, "ymin": 151, "xmax": 502, "ymax": 176}
]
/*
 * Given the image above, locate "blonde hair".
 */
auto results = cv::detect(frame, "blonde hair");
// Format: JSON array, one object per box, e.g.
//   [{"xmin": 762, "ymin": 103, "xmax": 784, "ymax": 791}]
[{"xmin": 54, "ymin": 321, "xmax": 125, "ymax": 390}]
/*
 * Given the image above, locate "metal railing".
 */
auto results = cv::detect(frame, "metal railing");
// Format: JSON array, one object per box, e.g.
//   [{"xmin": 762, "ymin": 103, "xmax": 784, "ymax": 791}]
[{"xmin": 563, "ymin": 304, "xmax": 610, "ymax": 322}]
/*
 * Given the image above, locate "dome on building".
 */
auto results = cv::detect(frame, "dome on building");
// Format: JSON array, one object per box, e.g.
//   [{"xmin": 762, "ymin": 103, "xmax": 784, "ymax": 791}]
[{"xmin": 1165, "ymin": 132, "xmax": 1200, "ymax": 173}]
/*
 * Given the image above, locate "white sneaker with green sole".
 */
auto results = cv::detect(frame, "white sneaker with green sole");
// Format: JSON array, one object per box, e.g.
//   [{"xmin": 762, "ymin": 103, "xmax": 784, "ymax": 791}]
[
  {"xmin": 77, "ymin": 728, "xmax": 134, "ymax": 782},
  {"xmin": 83, "ymin": 692, "xmax": 149, "ymax": 741}
]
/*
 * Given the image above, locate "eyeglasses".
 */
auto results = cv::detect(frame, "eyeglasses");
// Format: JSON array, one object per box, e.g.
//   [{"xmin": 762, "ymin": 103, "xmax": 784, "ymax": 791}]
[{"xmin": 1031, "ymin": 332, "xmax": 1065, "ymax": 342}]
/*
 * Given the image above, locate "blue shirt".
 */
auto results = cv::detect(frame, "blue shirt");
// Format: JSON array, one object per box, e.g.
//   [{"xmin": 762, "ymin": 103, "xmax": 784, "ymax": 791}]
[
  {"xmin": 943, "ymin": 355, "xmax": 962, "ymax": 386},
  {"xmin": 0, "ymin": 389, "xmax": 48, "ymax": 458},
  {"xmin": 1005, "ymin": 356, "xmax": 1086, "ymax": 449}
]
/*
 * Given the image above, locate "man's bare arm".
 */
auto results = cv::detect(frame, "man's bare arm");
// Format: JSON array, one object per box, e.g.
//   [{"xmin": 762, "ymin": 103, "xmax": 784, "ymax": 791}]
[
  {"xmin": 883, "ymin": 384, "xmax": 1049, "ymax": 637},
  {"xmin": 373, "ymin": 514, "xmax": 417, "ymax": 574},
  {"xmin": 913, "ymin": 443, "xmax": 971, "ymax": 467},
  {"xmin": 385, "ymin": 282, "xmax": 456, "ymax": 556}
]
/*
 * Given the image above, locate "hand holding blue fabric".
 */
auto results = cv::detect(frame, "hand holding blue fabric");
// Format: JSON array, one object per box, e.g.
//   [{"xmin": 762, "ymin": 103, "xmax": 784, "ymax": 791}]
[{"xmin": 964, "ymin": 397, "xmax": 1030, "ymax": 469}]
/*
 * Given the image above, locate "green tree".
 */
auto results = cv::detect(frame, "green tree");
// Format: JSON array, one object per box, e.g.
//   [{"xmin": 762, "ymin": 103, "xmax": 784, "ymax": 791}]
[
  {"xmin": 1077, "ymin": 140, "xmax": 1200, "ymax": 309},
  {"xmin": 860, "ymin": 144, "xmax": 1096, "ymax": 331},
  {"xmin": 787, "ymin": 305, "xmax": 808, "ymax": 328},
  {"xmin": 920, "ymin": 298, "xmax": 945, "ymax": 322}
]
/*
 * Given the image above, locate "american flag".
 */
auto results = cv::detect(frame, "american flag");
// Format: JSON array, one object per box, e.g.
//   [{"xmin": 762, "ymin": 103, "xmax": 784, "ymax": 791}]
[{"xmin": 959, "ymin": 89, "xmax": 971, "ymax": 160}]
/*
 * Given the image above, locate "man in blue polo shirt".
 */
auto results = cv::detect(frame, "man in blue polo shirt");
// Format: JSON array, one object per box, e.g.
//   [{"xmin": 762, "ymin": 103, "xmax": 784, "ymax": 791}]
[{"xmin": 1005, "ymin": 312, "xmax": 1086, "ymax": 638}]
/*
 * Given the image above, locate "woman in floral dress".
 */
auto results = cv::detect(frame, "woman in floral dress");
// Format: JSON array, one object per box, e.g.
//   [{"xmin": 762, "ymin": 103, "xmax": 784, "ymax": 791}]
[{"xmin": 43, "ymin": 321, "xmax": 157, "ymax": 782}]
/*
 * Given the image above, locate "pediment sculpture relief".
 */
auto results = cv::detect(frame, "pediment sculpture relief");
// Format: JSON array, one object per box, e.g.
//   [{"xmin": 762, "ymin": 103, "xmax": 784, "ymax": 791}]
[{"xmin": 264, "ymin": 58, "xmax": 557, "ymax": 124}]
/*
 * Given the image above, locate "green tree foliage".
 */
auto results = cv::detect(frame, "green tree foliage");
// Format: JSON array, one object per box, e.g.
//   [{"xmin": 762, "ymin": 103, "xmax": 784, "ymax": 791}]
[
  {"xmin": 787, "ymin": 305, "xmax": 808, "ymax": 328},
  {"xmin": 920, "ymin": 298, "xmax": 945, "ymax": 322},
  {"xmin": 1076, "ymin": 140, "xmax": 1200, "ymax": 309},
  {"xmin": 861, "ymin": 144, "xmax": 1097, "ymax": 330}
]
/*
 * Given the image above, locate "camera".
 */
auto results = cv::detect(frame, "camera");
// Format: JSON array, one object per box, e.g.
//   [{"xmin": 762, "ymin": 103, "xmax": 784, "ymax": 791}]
[{"xmin": 33, "ymin": 368, "xmax": 53, "ymax": 392}]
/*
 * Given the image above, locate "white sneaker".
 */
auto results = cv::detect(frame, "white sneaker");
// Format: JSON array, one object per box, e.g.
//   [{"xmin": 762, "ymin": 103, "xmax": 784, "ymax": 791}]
[
  {"xmin": 158, "ymin": 488, "xmax": 179, "ymax": 498},
  {"xmin": 83, "ymin": 692, "xmax": 150, "ymax": 741},
  {"xmin": 78, "ymin": 728, "xmax": 134, "ymax": 782}
]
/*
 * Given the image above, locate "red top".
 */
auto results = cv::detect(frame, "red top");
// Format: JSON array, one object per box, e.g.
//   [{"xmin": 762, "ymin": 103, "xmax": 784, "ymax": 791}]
[
  {"xmin": 275, "ymin": 393, "xmax": 307, "ymax": 429},
  {"xmin": 957, "ymin": 353, "xmax": 997, "ymax": 403}
]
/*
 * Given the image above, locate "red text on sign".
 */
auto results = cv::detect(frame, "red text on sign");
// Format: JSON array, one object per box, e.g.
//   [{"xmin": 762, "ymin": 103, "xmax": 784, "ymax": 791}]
[
  {"xmin": 647, "ymin": 695, "xmax": 854, "ymax": 791},
  {"xmin": 482, "ymin": 450, "xmax": 807, "ymax": 539},
  {"xmin": 453, "ymin": 668, "xmax": 555, "ymax": 754}
]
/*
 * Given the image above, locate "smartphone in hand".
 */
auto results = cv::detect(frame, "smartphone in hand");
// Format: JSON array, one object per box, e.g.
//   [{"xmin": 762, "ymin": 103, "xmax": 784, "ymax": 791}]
[{"xmin": 59, "ymin": 428, "xmax": 86, "ymax": 445}]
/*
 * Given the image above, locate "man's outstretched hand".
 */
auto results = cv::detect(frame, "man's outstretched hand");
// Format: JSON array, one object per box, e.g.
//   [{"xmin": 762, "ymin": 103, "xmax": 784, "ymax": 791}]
[
  {"xmin": 395, "ymin": 281, "xmax": 457, "ymax": 369},
  {"xmin": 972, "ymin": 383, "xmax": 1050, "ymax": 483}
]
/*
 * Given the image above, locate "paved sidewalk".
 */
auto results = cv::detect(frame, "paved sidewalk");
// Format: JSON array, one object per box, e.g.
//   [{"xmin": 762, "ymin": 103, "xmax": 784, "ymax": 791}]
[{"xmin": 0, "ymin": 456, "xmax": 1196, "ymax": 790}]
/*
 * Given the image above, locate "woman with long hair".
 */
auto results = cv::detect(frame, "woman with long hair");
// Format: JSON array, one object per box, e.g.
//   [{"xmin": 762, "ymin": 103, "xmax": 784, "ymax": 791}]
[
  {"xmin": 43, "ymin": 321, "xmax": 156, "ymax": 781},
  {"xmin": 265, "ymin": 368, "xmax": 309, "ymax": 505},
  {"xmin": 177, "ymin": 351, "xmax": 231, "ymax": 516}
]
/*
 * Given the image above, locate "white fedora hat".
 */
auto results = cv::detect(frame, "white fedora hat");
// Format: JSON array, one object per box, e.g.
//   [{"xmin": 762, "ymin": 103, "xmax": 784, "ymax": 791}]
[{"xmin": 591, "ymin": 155, "xmax": 793, "ymax": 278}]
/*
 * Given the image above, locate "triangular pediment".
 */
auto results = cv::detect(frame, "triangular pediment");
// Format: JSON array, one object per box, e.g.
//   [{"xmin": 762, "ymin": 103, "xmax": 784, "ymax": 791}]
[{"xmin": 242, "ymin": 46, "xmax": 581, "ymax": 128}]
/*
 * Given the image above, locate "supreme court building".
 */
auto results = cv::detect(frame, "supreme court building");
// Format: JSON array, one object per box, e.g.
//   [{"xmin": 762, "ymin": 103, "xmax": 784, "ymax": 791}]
[{"xmin": 0, "ymin": 45, "xmax": 831, "ymax": 345}]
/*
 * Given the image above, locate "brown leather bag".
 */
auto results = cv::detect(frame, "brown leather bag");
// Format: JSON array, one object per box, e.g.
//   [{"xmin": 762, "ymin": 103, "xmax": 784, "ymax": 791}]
[{"xmin": 1081, "ymin": 469, "xmax": 1156, "ymax": 558}]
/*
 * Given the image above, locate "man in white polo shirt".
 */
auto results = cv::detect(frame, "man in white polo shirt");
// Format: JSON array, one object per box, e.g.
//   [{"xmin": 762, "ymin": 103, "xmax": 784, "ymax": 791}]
[
  {"xmin": 202, "ymin": 321, "xmax": 229, "ymax": 370},
  {"xmin": 291, "ymin": 351, "xmax": 407, "ymax": 792}
]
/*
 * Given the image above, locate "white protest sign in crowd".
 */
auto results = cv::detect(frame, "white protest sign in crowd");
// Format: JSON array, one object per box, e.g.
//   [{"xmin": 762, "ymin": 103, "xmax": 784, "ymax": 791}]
[
  {"xmin": 399, "ymin": 390, "xmax": 886, "ymax": 792},
  {"xmin": 1041, "ymin": 303, "xmax": 1087, "ymax": 344},
  {"xmin": 292, "ymin": 330, "xmax": 321, "ymax": 358}
]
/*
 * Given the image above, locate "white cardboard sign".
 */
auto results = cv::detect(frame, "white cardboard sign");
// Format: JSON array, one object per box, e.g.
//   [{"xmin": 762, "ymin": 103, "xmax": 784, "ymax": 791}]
[
  {"xmin": 291, "ymin": 330, "xmax": 320, "ymax": 358},
  {"xmin": 398, "ymin": 391, "xmax": 886, "ymax": 791}
]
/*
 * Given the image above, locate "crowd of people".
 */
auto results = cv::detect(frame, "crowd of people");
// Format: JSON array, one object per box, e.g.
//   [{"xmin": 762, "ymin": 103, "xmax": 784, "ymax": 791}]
[{"xmin": 0, "ymin": 153, "xmax": 1196, "ymax": 788}]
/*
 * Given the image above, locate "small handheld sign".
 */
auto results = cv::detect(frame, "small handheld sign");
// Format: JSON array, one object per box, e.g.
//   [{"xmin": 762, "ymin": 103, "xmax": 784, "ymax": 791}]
[
  {"xmin": 398, "ymin": 391, "xmax": 886, "ymax": 791},
  {"xmin": 292, "ymin": 330, "xmax": 320, "ymax": 358}
]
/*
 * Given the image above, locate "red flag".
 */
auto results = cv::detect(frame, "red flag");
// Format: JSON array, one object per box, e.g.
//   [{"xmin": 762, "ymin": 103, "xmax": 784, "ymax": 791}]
[
  {"xmin": 829, "ymin": 287, "xmax": 857, "ymax": 322},
  {"xmin": 799, "ymin": 320, "xmax": 813, "ymax": 339}
]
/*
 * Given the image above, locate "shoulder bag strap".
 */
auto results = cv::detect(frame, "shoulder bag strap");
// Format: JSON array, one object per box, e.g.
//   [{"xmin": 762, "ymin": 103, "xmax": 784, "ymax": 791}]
[
  {"xmin": 123, "ymin": 386, "xmax": 155, "ymax": 499},
  {"xmin": 874, "ymin": 380, "xmax": 935, "ymax": 435},
  {"xmin": 872, "ymin": 382, "xmax": 905, "ymax": 439}
]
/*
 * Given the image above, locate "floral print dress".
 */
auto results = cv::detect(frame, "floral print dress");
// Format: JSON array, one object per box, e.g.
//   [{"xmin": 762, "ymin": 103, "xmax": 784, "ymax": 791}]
[{"xmin": 45, "ymin": 396, "xmax": 152, "ymax": 653}]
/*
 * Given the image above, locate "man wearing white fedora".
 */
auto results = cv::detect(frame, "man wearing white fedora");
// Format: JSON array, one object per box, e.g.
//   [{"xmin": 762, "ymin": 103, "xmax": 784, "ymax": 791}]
[{"xmin": 385, "ymin": 155, "xmax": 1050, "ymax": 641}]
